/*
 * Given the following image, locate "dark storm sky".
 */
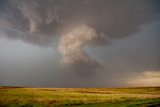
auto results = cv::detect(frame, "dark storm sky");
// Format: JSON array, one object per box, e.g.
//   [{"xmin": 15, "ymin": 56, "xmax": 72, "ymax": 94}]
[{"xmin": 0, "ymin": 0, "xmax": 160, "ymax": 87}]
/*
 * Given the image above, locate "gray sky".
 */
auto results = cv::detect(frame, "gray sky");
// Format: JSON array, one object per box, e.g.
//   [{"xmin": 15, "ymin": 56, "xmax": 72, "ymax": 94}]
[{"xmin": 0, "ymin": 0, "xmax": 160, "ymax": 87}]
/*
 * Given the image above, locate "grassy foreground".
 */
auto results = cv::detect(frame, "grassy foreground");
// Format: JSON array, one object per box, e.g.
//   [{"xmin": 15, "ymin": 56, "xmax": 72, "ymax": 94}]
[{"xmin": 0, "ymin": 87, "xmax": 160, "ymax": 107}]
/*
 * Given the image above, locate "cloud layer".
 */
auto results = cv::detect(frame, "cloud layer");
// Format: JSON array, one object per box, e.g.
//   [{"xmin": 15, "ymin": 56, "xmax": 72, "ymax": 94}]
[{"xmin": 0, "ymin": 0, "xmax": 160, "ymax": 81}]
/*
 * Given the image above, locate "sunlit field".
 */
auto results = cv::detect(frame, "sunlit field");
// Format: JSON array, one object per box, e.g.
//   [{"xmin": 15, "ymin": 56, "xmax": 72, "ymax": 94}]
[{"xmin": 0, "ymin": 87, "xmax": 160, "ymax": 107}]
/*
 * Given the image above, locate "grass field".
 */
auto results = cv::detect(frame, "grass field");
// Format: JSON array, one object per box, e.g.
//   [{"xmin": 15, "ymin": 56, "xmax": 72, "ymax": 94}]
[{"xmin": 0, "ymin": 86, "xmax": 160, "ymax": 107}]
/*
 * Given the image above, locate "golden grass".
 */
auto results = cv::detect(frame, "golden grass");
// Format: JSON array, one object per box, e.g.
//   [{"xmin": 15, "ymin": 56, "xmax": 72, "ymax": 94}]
[{"xmin": 0, "ymin": 87, "xmax": 160, "ymax": 106}]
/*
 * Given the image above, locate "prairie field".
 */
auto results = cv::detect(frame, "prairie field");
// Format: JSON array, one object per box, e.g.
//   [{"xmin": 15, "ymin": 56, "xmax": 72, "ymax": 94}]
[{"xmin": 0, "ymin": 86, "xmax": 160, "ymax": 107}]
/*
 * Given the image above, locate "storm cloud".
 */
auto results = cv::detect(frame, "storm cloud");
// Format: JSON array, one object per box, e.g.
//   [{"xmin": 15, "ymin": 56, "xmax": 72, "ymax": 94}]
[{"xmin": 0, "ymin": 0, "xmax": 160, "ymax": 87}]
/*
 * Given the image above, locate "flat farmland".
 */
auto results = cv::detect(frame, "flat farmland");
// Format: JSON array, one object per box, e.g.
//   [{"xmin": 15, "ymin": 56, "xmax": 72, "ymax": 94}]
[{"xmin": 0, "ymin": 87, "xmax": 160, "ymax": 107}]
